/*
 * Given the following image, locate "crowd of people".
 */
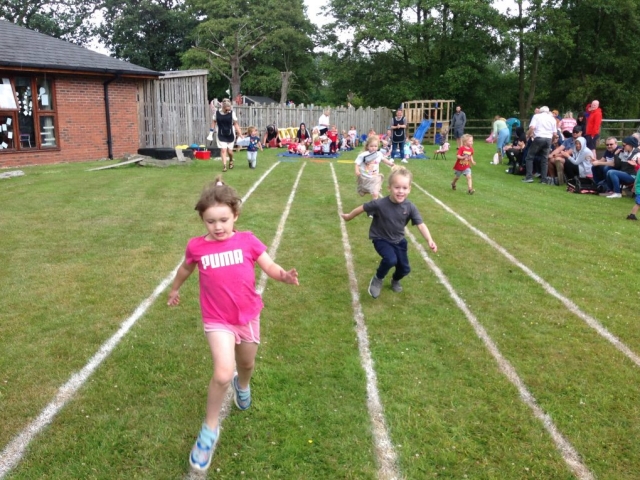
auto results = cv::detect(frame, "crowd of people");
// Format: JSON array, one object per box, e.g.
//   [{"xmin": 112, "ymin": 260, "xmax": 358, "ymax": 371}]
[{"xmin": 499, "ymin": 101, "xmax": 640, "ymax": 219}]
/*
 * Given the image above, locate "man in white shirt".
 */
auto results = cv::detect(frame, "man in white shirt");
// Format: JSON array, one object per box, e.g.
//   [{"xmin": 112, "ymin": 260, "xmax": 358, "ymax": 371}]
[{"xmin": 523, "ymin": 106, "xmax": 557, "ymax": 184}]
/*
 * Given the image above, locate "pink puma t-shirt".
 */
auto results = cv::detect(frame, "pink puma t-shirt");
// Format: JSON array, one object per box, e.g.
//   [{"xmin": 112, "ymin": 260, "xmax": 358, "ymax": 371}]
[{"xmin": 185, "ymin": 231, "xmax": 267, "ymax": 326}]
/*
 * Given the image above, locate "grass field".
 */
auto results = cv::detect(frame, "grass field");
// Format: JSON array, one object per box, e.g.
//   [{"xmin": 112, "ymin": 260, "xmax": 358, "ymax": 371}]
[{"xmin": 1, "ymin": 141, "xmax": 639, "ymax": 480}]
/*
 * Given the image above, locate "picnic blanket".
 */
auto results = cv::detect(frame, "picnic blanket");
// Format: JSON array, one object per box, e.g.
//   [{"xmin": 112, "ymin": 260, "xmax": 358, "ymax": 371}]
[{"xmin": 278, "ymin": 152, "xmax": 341, "ymax": 159}]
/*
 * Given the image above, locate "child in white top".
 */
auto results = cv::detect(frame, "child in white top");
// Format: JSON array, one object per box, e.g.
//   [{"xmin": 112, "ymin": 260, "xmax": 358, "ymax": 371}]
[
  {"xmin": 410, "ymin": 137, "xmax": 424, "ymax": 156},
  {"xmin": 348, "ymin": 126, "xmax": 358, "ymax": 147},
  {"xmin": 355, "ymin": 135, "xmax": 395, "ymax": 199},
  {"xmin": 167, "ymin": 177, "xmax": 298, "ymax": 472}
]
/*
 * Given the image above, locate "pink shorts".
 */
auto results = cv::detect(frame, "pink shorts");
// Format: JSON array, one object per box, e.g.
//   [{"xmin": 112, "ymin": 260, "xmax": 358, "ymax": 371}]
[{"xmin": 203, "ymin": 317, "xmax": 260, "ymax": 344}]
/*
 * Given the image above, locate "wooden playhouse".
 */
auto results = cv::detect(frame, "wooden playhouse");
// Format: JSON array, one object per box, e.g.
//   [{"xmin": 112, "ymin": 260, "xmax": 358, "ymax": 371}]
[{"xmin": 401, "ymin": 100, "xmax": 454, "ymax": 144}]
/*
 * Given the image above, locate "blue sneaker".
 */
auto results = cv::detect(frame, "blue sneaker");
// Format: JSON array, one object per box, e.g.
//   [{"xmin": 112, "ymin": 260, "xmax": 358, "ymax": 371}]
[
  {"xmin": 189, "ymin": 423, "xmax": 219, "ymax": 471},
  {"xmin": 232, "ymin": 374, "xmax": 251, "ymax": 410}
]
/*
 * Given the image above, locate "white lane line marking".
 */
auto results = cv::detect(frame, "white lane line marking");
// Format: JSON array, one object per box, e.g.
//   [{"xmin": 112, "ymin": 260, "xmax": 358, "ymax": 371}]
[
  {"xmin": 407, "ymin": 229, "xmax": 594, "ymax": 480},
  {"xmin": 0, "ymin": 162, "xmax": 281, "ymax": 479},
  {"xmin": 412, "ymin": 180, "xmax": 640, "ymax": 369},
  {"xmin": 331, "ymin": 163, "xmax": 401, "ymax": 480},
  {"xmin": 257, "ymin": 162, "xmax": 306, "ymax": 294}
]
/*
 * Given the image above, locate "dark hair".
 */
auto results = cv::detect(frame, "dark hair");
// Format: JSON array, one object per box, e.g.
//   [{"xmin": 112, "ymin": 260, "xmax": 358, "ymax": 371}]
[{"xmin": 194, "ymin": 175, "xmax": 242, "ymax": 218}]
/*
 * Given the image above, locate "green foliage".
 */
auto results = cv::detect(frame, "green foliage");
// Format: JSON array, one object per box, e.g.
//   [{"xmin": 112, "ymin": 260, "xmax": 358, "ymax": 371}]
[
  {"xmin": 98, "ymin": 0, "xmax": 198, "ymax": 71},
  {"xmin": 0, "ymin": 0, "xmax": 97, "ymax": 44}
]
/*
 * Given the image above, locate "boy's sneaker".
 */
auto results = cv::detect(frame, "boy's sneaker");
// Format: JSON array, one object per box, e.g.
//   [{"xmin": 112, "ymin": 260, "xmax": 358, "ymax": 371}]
[
  {"xmin": 368, "ymin": 276, "xmax": 383, "ymax": 299},
  {"xmin": 401, "ymin": 159, "xmax": 409, "ymax": 163},
  {"xmin": 468, "ymin": 189, "xmax": 475, "ymax": 195},
  {"xmin": 451, "ymin": 182, "xmax": 456, "ymax": 190},
  {"xmin": 627, "ymin": 213, "xmax": 637, "ymax": 220},
  {"xmin": 190, "ymin": 423, "xmax": 220, "ymax": 471},
  {"xmin": 522, "ymin": 178, "xmax": 534, "ymax": 183},
  {"xmin": 391, "ymin": 279, "xmax": 403, "ymax": 293},
  {"xmin": 607, "ymin": 193, "xmax": 622, "ymax": 198},
  {"xmin": 232, "ymin": 374, "xmax": 251, "ymax": 410}
]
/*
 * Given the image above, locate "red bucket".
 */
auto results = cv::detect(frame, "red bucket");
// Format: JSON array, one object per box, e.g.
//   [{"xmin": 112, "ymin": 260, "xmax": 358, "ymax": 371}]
[{"xmin": 195, "ymin": 150, "xmax": 211, "ymax": 160}]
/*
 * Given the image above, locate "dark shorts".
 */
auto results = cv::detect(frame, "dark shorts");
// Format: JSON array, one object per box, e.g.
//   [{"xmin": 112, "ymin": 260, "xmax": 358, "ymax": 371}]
[{"xmin": 453, "ymin": 128, "xmax": 464, "ymax": 139}]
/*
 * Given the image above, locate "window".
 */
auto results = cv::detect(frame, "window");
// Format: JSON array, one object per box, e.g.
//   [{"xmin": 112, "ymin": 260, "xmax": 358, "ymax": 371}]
[{"xmin": 0, "ymin": 75, "xmax": 58, "ymax": 152}]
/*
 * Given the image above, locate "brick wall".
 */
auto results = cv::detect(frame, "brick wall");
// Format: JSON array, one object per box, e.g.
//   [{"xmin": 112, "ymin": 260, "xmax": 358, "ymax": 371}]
[{"xmin": 0, "ymin": 75, "xmax": 140, "ymax": 169}]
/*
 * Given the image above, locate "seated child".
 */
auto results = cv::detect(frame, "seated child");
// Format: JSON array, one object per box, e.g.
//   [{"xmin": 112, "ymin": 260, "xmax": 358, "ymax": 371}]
[
  {"xmin": 313, "ymin": 136, "xmax": 323, "ymax": 155},
  {"xmin": 410, "ymin": 137, "xmax": 424, "ymax": 156},
  {"xmin": 312, "ymin": 127, "xmax": 320, "ymax": 143},
  {"xmin": 297, "ymin": 143, "xmax": 309, "ymax": 156},
  {"xmin": 288, "ymin": 141, "xmax": 300, "ymax": 154},
  {"xmin": 321, "ymin": 136, "xmax": 331, "ymax": 155}
]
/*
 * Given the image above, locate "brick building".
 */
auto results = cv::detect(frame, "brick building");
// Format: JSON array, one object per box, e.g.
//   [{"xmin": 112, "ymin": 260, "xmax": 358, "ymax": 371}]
[{"xmin": 0, "ymin": 20, "xmax": 160, "ymax": 169}]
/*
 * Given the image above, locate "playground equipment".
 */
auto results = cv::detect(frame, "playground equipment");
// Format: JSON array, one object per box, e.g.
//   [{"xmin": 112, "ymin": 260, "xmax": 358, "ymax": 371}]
[{"xmin": 401, "ymin": 100, "xmax": 454, "ymax": 144}]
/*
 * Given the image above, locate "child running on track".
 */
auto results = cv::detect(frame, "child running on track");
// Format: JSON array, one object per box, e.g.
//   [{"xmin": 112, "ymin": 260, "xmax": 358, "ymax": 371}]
[
  {"xmin": 167, "ymin": 176, "xmax": 299, "ymax": 472},
  {"xmin": 354, "ymin": 134, "xmax": 395, "ymax": 200},
  {"xmin": 451, "ymin": 134, "xmax": 476, "ymax": 194},
  {"xmin": 341, "ymin": 166, "xmax": 438, "ymax": 299}
]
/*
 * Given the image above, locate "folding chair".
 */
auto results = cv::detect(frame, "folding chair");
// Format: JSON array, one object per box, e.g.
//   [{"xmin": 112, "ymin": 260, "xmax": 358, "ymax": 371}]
[{"xmin": 433, "ymin": 141, "xmax": 450, "ymax": 160}]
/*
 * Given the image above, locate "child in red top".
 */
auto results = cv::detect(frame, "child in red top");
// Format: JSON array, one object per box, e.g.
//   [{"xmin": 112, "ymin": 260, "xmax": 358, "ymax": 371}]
[
  {"xmin": 327, "ymin": 125, "xmax": 339, "ymax": 153},
  {"xmin": 167, "ymin": 176, "xmax": 298, "ymax": 472},
  {"xmin": 451, "ymin": 134, "xmax": 477, "ymax": 194}
]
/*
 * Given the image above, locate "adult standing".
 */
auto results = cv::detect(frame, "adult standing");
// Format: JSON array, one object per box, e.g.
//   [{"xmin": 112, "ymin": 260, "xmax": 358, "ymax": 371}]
[
  {"xmin": 451, "ymin": 105, "xmax": 467, "ymax": 147},
  {"xmin": 522, "ymin": 106, "xmax": 557, "ymax": 184},
  {"xmin": 318, "ymin": 108, "xmax": 330, "ymax": 135},
  {"xmin": 390, "ymin": 108, "xmax": 407, "ymax": 160},
  {"xmin": 585, "ymin": 100, "xmax": 603, "ymax": 150},
  {"xmin": 210, "ymin": 98, "xmax": 243, "ymax": 172},
  {"xmin": 492, "ymin": 116, "xmax": 510, "ymax": 164}
]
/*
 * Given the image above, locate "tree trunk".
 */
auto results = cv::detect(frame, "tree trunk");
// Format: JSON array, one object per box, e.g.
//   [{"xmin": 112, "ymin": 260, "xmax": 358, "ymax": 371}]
[
  {"xmin": 230, "ymin": 54, "xmax": 241, "ymax": 100},
  {"xmin": 525, "ymin": 45, "xmax": 540, "ymax": 114},
  {"xmin": 280, "ymin": 71, "xmax": 293, "ymax": 104}
]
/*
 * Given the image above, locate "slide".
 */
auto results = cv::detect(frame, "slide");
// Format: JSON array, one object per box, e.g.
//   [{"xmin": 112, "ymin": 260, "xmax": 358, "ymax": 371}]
[{"xmin": 413, "ymin": 119, "xmax": 432, "ymax": 142}]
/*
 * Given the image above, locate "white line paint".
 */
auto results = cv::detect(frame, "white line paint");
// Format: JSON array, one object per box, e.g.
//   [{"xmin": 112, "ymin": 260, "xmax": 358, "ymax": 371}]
[
  {"xmin": 330, "ymin": 163, "xmax": 401, "ymax": 480},
  {"xmin": 406, "ymin": 229, "xmax": 595, "ymax": 480},
  {"xmin": 257, "ymin": 162, "xmax": 306, "ymax": 295},
  {"xmin": 0, "ymin": 162, "xmax": 281, "ymax": 479},
  {"xmin": 411, "ymin": 181, "xmax": 640, "ymax": 369}
]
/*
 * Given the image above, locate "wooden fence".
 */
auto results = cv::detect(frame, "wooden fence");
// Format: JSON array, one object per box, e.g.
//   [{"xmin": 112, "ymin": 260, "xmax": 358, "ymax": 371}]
[
  {"xmin": 233, "ymin": 104, "xmax": 392, "ymax": 139},
  {"xmin": 138, "ymin": 70, "xmax": 209, "ymax": 148}
]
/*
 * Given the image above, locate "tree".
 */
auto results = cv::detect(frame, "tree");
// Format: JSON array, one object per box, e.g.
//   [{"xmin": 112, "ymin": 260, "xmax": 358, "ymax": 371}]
[
  {"xmin": 98, "ymin": 0, "xmax": 197, "ymax": 71},
  {"xmin": 184, "ymin": 0, "xmax": 315, "ymax": 101},
  {"xmin": 0, "ymin": 0, "xmax": 98, "ymax": 44}
]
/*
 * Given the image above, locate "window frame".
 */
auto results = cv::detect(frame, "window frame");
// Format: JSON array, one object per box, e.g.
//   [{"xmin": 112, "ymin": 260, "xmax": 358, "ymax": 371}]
[{"xmin": 0, "ymin": 74, "xmax": 59, "ymax": 153}]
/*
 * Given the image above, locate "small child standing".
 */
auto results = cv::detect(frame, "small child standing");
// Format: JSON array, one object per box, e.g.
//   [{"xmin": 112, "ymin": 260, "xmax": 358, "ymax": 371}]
[
  {"xmin": 354, "ymin": 134, "xmax": 395, "ymax": 200},
  {"xmin": 348, "ymin": 126, "xmax": 358, "ymax": 147},
  {"xmin": 452, "ymin": 134, "xmax": 477, "ymax": 194},
  {"xmin": 167, "ymin": 177, "xmax": 298, "ymax": 472},
  {"xmin": 341, "ymin": 166, "xmax": 438, "ymax": 299},
  {"xmin": 246, "ymin": 126, "xmax": 263, "ymax": 169},
  {"xmin": 402, "ymin": 139, "xmax": 412, "ymax": 163}
]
